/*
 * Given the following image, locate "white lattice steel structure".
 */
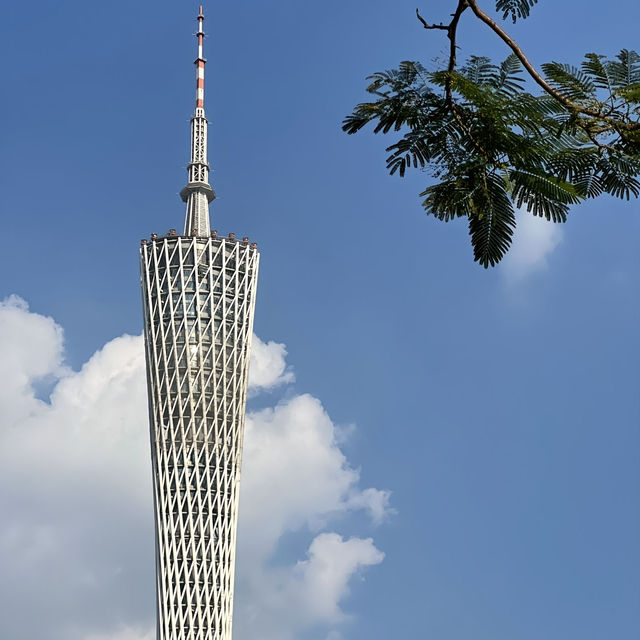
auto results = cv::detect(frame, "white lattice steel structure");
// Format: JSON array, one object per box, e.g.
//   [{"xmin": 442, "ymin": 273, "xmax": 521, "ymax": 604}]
[{"xmin": 139, "ymin": 6, "xmax": 259, "ymax": 640}]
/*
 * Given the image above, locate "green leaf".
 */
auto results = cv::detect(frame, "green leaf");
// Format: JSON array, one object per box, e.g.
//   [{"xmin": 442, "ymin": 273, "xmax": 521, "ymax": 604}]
[
  {"xmin": 574, "ymin": 172, "xmax": 604, "ymax": 199},
  {"xmin": 511, "ymin": 168, "xmax": 582, "ymax": 221},
  {"xmin": 607, "ymin": 49, "xmax": 640, "ymax": 89},
  {"xmin": 432, "ymin": 70, "xmax": 494, "ymax": 105},
  {"xmin": 495, "ymin": 0, "xmax": 538, "ymax": 23},
  {"xmin": 386, "ymin": 133, "xmax": 432, "ymax": 176},
  {"xmin": 598, "ymin": 154, "xmax": 640, "ymax": 199},
  {"xmin": 495, "ymin": 54, "xmax": 525, "ymax": 97},
  {"xmin": 547, "ymin": 148, "xmax": 599, "ymax": 183},
  {"xmin": 461, "ymin": 56, "xmax": 499, "ymax": 86},
  {"xmin": 542, "ymin": 62, "xmax": 596, "ymax": 101},
  {"xmin": 467, "ymin": 173, "xmax": 516, "ymax": 267},
  {"xmin": 616, "ymin": 84, "xmax": 640, "ymax": 103},
  {"xmin": 420, "ymin": 174, "xmax": 481, "ymax": 222},
  {"xmin": 582, "ymin": 53, "xmax": 615, "ymax": 92},
  {"xmin": 344, "ymin": 48, "xmax": 640, "ymax": 269}
]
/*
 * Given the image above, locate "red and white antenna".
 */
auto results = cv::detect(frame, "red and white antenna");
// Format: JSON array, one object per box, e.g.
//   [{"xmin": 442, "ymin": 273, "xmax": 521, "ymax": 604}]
[
  {"xmin": 196, "ymin": 4, "xmax": 206, "ymax": 109},
  {"xmin": 181, "ymin": 4, "xmax": 215, "ymax": 236}
]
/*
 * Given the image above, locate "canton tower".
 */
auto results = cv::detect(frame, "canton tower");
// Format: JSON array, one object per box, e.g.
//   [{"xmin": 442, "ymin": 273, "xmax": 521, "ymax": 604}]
[{"xmin": 139, "ymin": 6, "xmax": 259, "ymax": 639}]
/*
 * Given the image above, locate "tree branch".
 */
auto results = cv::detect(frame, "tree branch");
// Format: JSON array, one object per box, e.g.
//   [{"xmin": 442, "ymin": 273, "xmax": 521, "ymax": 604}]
[
  {"xmin": 585, "ymin": 128, "xmax": 617, "ymax": 153},
  {"xmin": 416, "ymin": 3, "xmax": 489, "ymax": 156},
  {"xmin": 415, "ymin": 0, "xmax": 640, "ymax": 152},
  {"xmin": 415, "ymin": 8, "xmax": 448, "ymax": 31},
  {"xmin": 441, "ymin": 2, "xmax": 491, "ymax": 156},
  {"xmin": 445, "ymin": 1, "xmax": 467, "ymax": 73},
  {"xmin": 464, "ymin": 0, "xmax": 639, "ymax": 131},
  {"xmin": 464, "ymin": 0, "xmax": 574, "ymax": 107}
]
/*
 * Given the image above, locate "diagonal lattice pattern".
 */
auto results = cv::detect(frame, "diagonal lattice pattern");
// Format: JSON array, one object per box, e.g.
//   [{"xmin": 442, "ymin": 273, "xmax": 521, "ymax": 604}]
[{"xmin": 140, "ymin": 234, "xmax": 259, "ymax": 640}]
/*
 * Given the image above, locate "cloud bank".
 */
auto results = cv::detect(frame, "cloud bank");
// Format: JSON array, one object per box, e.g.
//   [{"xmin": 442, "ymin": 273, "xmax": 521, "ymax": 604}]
[
  {"xmin": 0, "ymin": 296, "xmax": 389, "ymax": 640},
  {"xmin": 502, "ymin": 211, "xmax": 564, "ymax": 283}
]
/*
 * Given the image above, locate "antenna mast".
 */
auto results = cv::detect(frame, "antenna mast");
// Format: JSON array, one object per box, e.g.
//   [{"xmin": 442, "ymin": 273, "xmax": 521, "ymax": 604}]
[{"xmin": 181, "ymin": 4, "xmax": 215, "ymax": 236}]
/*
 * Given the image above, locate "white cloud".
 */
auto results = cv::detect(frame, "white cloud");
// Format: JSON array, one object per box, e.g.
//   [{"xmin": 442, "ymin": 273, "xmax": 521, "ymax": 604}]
[
  {"xmin": 295, "ymin": 533, "xmax": 384, "ymax": 623},
  {"xmin": 234, "ymin": 533, "xmax": 384, "ymax": 640},
  {"xmin": 83, "ymin": 628, "xmax": 154, "ymax": 640},
  {"xmin": 0, "ymin": 296, "xmax": 389, "ymax": 640},
  {"xmin": 0, "ymin": 294, "xmax": 67, "ymax": 421},
  {"xmin": 235, "ymin": 394, "xmax": 390, "ymax": 638},
  {"xmin": 346, "ymin": 487, "xmax": 394, "ymax": 525},
  {"xmin": 240, "ymin": 394, "xmax": 388, "ymax": 556},
  {"xmin": 502, "ymin": 212, "xmax": 564, "ymax": 283},
  {"xmin": 248, "ymin": 335, "xmax": 295, "ymax": 391}
]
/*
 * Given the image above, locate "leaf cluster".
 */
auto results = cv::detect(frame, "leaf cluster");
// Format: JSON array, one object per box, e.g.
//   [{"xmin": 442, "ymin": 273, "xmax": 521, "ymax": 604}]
[
  {"xmin": 343, "ymin": 49, "xmax": 640, "ymax": 267},
  {"xmin": 496, "ymin": 0, "xmax": 538, "ymax": 23}
]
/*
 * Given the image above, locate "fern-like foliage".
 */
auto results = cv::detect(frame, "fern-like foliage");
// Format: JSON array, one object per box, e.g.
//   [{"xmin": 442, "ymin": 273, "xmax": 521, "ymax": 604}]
[
  {"xmin": 467, "ymin": 173, "xmax": 516, "ymax": 267},
  {"xmin": 495, "ymin": 0, "xmax": 538, "ymax": 23},
  {"xmin": 607, "ymin": 49, "xmax": 640, "ymax": 88},
  {"xmin": 510, "ymin": 169, "xmax": 580, "ymax": 221},
  {"xmin": 344, "ymin": 49, "xmax": 640, "ymax": 268},
  {"xmin": 541, "ymin": 63, "xmax": 596, "ymax": 101}
]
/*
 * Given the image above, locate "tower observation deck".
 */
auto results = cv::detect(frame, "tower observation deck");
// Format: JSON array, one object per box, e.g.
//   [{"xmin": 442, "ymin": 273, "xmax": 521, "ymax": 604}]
[{"xmin": 139, "ymin": 6, "xmax": 259, "ymax": 639}]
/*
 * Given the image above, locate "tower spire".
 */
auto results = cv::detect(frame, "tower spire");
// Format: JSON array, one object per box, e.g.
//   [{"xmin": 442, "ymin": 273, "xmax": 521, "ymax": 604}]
[
  {"xmin": 196, "ymin": 4, "xmax": 205, "ymax": 109},
  {"xmin": 181, "ymin": 4, "xmax": 215, "ymax": 236}
]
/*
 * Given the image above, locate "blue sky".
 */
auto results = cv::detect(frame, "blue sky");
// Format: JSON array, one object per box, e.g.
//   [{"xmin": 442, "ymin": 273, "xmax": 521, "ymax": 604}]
[{"xmin": 1, "ymin": 2, "xmax": 639, "ymax": 639}]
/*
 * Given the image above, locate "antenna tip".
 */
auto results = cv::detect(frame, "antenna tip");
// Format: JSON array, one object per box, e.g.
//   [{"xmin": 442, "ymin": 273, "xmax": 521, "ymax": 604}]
[{"xmin": 199, "ymin": 5, "xmax": 204, "ymax": 17}]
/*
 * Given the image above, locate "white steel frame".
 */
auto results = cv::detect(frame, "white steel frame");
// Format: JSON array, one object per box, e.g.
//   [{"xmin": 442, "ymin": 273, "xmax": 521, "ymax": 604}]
[{"xmin": 140, "ymin": 235, "xmax": 259, "ymax": 640}]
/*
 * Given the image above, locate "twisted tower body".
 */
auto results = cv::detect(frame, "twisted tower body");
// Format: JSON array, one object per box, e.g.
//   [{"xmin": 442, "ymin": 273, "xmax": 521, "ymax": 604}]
[{"xmin": 140, "ymin": 7, "xmax": 259, "ymax": 639}]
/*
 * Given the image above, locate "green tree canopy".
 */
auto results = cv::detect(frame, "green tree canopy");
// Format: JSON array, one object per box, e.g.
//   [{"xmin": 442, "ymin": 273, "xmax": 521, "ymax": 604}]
[{"xmin": 343, "ymin": 0, "xmax": 640, "ymax": 267}]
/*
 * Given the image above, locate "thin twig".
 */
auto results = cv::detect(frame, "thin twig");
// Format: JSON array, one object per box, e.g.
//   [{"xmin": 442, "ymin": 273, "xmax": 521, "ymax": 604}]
[
  {"xmin": 415, "ymin": 8, "xmax": 448, "ymax": 31},
  {"xmin": 584, "ymin": 128, "xmax": 617, "ymax": 153}
]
